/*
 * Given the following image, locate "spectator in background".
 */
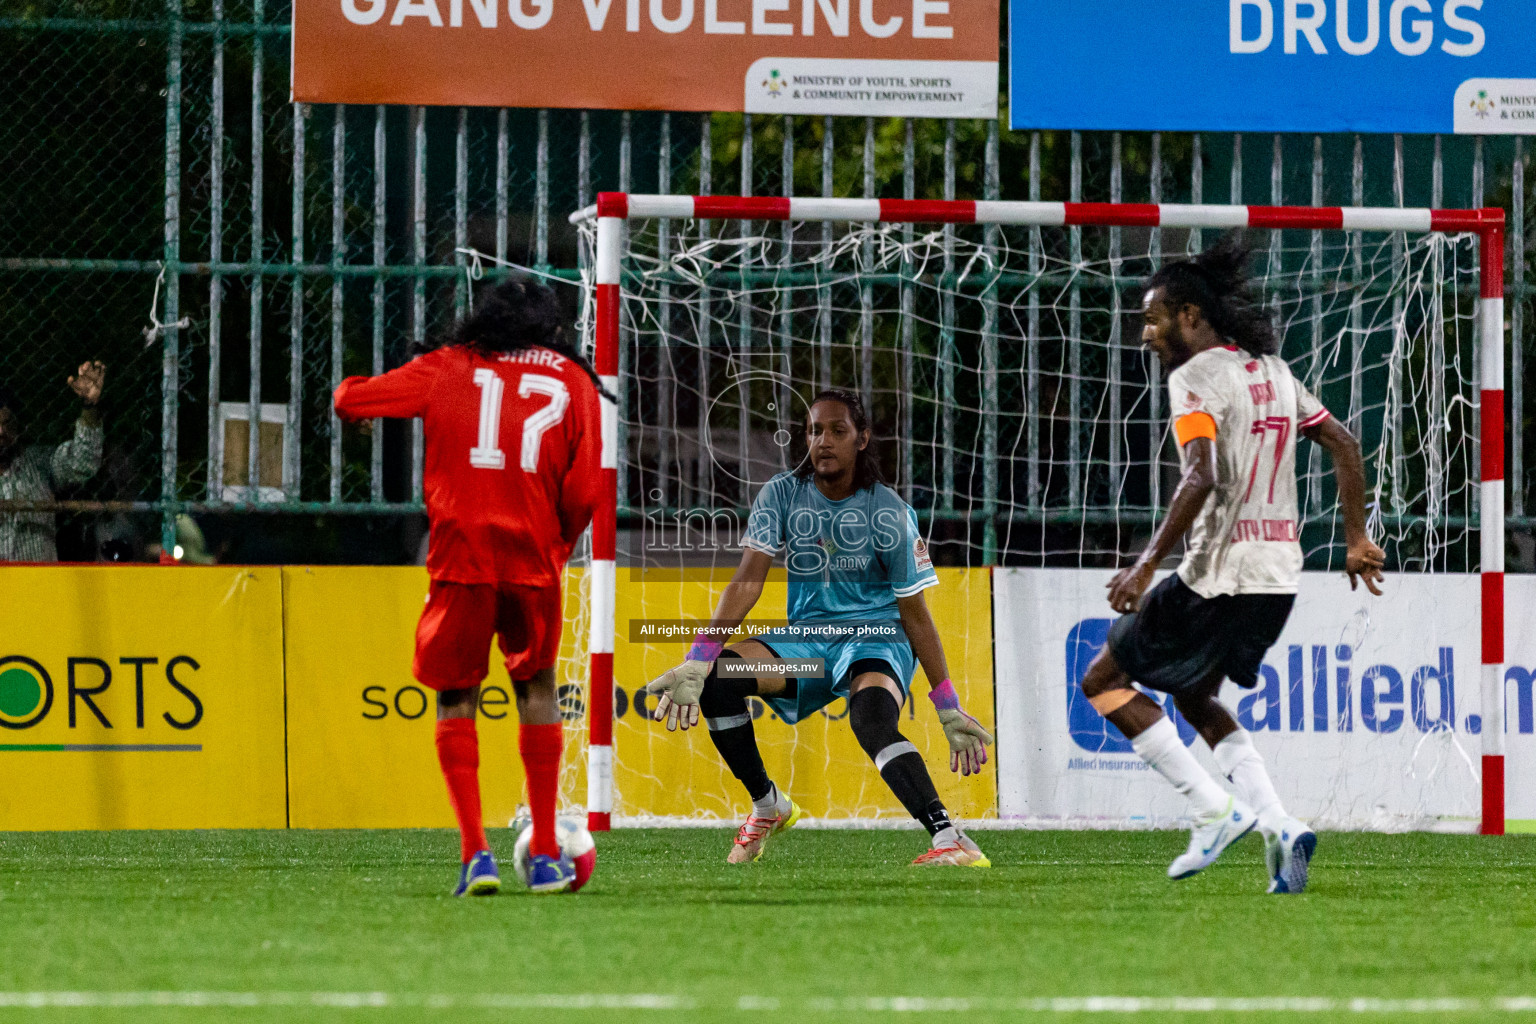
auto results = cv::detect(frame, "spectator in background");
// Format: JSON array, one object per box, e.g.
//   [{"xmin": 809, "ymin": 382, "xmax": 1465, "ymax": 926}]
[{"xmin": 0, "ymin": 361, "xmax": 107, "ymax": 562}]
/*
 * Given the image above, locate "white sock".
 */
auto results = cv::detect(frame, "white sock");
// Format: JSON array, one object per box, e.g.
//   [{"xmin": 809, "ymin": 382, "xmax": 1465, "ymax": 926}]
[
  {"xmin": 931, "ymin": 825, "xmax": 960, "ymax": 848},
  {"xmin": 1130, "ymin": 717, "xmax": 1230, "ymax": 821},
  {"xmin": 753, "ymin": 783, "xmax": 789, "ymax": 818},
  {"xmin": 1213, "ymin": 729, "xmax": 1286, "ymax": 836}
]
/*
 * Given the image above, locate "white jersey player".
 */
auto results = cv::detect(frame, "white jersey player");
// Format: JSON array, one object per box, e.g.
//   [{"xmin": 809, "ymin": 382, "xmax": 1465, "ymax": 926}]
[
  {"xmin": 1078, "ymin": 239, "xmax": 1385, "ymax": 894},
  {"xmin": 1166, "ymin": 346, "xmax": 1330, "ymax": 598}
]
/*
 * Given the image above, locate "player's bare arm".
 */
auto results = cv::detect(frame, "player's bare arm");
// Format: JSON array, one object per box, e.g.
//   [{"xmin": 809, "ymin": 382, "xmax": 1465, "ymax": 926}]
[
  {"xmin": 896, "ymin": 592, "xmax": 949, "ymax": 690},
  {"xmin": 646, "ymin": 546, "xmax": 774, "ymax": 732},
  {"xmin": 1305, "ymin": 415, "xmax": 1385, "ymax": 595},
  {"xmin": 1107, "ymin": 436, "xmax": 1217, "ymax": 614},
  {"xmin": 897, "ymin": 592, "xmax": 993, "ymax": 776},
  {"xmin": 705, "ymin": 546, "xmax": 775, "ymax": 642}
]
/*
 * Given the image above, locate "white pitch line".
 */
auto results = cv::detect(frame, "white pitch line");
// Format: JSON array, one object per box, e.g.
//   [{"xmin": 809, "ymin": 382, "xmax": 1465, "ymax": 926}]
[
  {"xmin": 800, "ymin": 996, "xmax": 1536, "ymax": 1013},
  {"xmin": 0, "ymin": 993, "xmax": 693, "ymax": 1011},
  {"xmin": 0, "ymin": 993, "xmax": 1532, "ymax": 1014}
]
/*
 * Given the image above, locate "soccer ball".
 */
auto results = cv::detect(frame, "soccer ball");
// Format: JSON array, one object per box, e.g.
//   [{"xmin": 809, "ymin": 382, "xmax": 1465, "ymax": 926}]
[{"xmin": 511, "ymin": 816, "xmax": 596, "ymax": 893}]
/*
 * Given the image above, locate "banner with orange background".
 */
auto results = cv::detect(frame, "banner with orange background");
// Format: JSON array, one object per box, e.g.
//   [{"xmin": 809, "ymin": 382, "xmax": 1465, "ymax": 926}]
[{"xmin": 291, "ymin": 0, "xmax": 998, "ymax": 118}]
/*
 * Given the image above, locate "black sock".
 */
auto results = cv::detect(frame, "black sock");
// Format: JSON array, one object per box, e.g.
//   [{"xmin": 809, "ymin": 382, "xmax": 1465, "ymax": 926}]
[
  {"xmin": 699, "ymin": 653, "xmax": 772, "ymax": 803},
  {"xmin": 848, "ymin": 687, "xmax": 951, "ymax": 837}
]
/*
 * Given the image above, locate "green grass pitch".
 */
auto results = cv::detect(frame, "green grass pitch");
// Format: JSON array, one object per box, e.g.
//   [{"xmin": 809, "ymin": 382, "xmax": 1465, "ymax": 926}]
[{"xmin": 0, "ymin": 828, "xmax": 1533, "ymax": 1023}]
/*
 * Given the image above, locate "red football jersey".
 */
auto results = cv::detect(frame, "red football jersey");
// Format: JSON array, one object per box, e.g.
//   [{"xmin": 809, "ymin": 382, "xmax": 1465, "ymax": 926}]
[{"xmin": 333, "ymin": 345, "xmax": 602, "ymax": 587}]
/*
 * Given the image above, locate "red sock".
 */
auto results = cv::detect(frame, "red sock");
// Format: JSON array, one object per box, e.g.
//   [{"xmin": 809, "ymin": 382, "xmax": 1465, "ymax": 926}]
[
  {"xmin": 519, "ymin": 722, "xmax": 563, "ymax": 859},
  {"xmin": 435, "ymin": 718, "xmax": 488, "ymax": 864}
]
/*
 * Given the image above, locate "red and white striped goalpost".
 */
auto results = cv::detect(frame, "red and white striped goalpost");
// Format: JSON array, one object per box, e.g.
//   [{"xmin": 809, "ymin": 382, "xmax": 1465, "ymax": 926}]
[
  {"xmin": 582, "ymin": 193, "xmax": 1508, "ymax": 836},
  {"xmin": 585, "ymin": 210, "xmax": 621, "ymax": 833},
  {"xmin": 1480, "ymin": 222, "xmax": 1507, "ymax": 836}
]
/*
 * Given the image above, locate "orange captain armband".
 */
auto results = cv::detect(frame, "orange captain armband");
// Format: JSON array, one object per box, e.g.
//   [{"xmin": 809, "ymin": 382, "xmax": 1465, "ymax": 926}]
[{"xmin": 1173, "ymin": 411, "xmax": 1218, "ymax": 446}]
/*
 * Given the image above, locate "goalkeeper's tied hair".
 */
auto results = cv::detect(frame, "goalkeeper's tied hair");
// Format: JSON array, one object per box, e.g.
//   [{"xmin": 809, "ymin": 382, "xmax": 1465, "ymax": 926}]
[
  {"xmin": 794, "ymin": 387, "xmax": 888, "ymax": 492},
  {"xmin": 416, "ymin": 277, "xmax": 609, "ymax": 396},
  {"xmin": 1145, "ymin": 236, "xmax": 1279, "ymax": 358}
]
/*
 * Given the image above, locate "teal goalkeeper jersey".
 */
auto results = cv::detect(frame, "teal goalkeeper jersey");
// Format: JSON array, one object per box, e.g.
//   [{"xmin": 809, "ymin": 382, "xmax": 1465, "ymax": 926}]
[{"xmin": 741, "ymin": 472, "xmax": 938, "ymax": 624}]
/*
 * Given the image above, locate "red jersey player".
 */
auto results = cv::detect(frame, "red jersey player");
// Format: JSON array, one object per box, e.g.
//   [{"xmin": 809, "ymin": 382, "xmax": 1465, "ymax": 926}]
[{"xmin": 334, "ymin": 279, "xmax": 602, "ymax": 896}]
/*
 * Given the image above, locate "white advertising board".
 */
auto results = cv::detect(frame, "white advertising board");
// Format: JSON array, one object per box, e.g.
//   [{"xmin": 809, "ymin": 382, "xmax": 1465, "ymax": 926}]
[{"xmin": 993, "ymin": 569, "xmax": 1536, "ymax": 831}]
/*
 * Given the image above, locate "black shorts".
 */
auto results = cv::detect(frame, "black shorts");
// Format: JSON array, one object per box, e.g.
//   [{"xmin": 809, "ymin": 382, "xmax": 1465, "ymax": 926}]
[{"xmin": 1107, "ymin": 574, "xmax": 1295, "ymax": 698}]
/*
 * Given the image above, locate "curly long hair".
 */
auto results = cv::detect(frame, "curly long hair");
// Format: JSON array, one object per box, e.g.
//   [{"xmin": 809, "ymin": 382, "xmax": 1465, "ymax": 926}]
[
  {"xmin": 413, "ymin": 278, "xmax": 607, "ymax": 394},
  {"xmin": 1145, "ymin": 236, "xmax": 1278, "ymax": 357}
]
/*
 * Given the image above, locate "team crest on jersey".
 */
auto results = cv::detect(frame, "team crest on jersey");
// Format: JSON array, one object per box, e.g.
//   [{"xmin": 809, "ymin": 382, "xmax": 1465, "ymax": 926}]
[
  {"xmin": 1245, "ymin": 360, "xmax": 1261, "ymax": 373},
  {"xmin": 914, "ymin": 537, "xmax": 932, "ymax": 572}
]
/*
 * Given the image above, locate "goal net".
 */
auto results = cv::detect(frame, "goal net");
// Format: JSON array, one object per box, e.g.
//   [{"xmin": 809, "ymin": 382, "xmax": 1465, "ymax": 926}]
[{"xmin": 564, "ymin": 195, "xmax": 1506, "ymax": 834}]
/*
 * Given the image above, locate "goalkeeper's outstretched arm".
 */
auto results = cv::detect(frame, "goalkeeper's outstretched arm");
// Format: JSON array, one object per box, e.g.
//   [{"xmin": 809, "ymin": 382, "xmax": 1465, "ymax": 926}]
[
  {"xmin": 896, "ymin": 593, "xmax": 950, "ymax": 695},
  {"xmin": 898, "ymin": 592, "xmax": 993, "ymax": 776},
  {"xmin": 700, "ymin": 548, "xmax": 775, "ymax": 645},
  {"xmin": 646, "ymin": 548, "xmax": 774, "ymax": 731}
]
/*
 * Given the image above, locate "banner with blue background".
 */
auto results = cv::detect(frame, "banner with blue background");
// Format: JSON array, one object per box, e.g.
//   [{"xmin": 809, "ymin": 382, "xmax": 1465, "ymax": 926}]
[{"xmin": 1008, "ymin": 1, "xmax": 1536, "ymax": 134}]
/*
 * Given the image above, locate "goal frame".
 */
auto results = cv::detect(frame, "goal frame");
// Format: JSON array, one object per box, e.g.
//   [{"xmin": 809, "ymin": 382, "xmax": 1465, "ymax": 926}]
[{"xmin": 573, "ymin": 192, "xmax": 1508, "ymax": 836}]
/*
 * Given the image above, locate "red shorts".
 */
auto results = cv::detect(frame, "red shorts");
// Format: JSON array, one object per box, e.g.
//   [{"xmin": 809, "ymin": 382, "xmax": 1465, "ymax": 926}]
[{"xmin": 413, "ymin": 580, "xmax": 565, "ymax": 691}]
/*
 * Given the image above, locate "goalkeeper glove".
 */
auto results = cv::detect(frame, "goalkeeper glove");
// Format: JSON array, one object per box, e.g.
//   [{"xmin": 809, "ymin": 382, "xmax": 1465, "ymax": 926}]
[
  {"xmin": 644, "ymin": 635, "xmax": 722, "ymax": 732},
  {"xmin": 928, "ymin": 679, "xmax": 993, "ymax": 777}
]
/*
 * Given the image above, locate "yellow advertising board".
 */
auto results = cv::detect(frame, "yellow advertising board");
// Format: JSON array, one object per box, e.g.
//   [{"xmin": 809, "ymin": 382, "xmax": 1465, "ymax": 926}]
[
  {"xmin": 283, "ymin": 566, "xmax": 995, "ymax": 829},
  {"xmin": 287, "ymin": 567, "xmax": 511, "ymax": 829},
  {"xmin": 0, "ymin": 566, "xmax": 287, "ymax": 830},
  {"xmin": 610, "ymin": 567, "xmax": 997, "ymax": 822}
]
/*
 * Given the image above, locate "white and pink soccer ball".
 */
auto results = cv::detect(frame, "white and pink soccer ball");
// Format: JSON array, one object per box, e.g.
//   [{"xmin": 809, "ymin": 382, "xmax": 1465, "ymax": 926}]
[{"xmin": 511, "ymin": 816, "xmax": 596, "ymax": 893}]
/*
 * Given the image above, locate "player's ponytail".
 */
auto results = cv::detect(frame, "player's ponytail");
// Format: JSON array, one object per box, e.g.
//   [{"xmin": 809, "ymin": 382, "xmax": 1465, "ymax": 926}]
[
  {"xmin": 795, "ymin": 388, "xmax": 887, "ymax": 491},
  {"xmin": 1146, "ymin": 235, "xmax": 1278, "ymax": 358}
]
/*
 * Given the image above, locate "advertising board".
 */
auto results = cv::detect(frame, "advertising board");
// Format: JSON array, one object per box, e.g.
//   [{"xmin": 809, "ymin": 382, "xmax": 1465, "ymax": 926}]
[
  {"xmin": 294, "ymin": 0, "xmax": 998, "ymax": 117},
  {"xmin": 1009, "ymin": 1, "xmax": 1536, "ymax": 133},
  {"xmin": 994, "ymin": 568, "xmax": 1534, "ymax": 830}
]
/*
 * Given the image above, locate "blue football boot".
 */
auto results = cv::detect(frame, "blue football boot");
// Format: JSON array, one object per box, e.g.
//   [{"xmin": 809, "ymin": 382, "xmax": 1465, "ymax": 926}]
[
  {"xmin": 453, "ymin": 850, "xmax": 501, "ymax": 897},
  {"xmin": 524, "ymin": 853, "xmax": 576, "ymax": 893}
]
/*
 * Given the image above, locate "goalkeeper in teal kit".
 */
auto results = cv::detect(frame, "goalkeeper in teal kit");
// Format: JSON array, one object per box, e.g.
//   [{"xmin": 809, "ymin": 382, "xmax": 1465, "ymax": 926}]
[{"xmin": 645, "ymin": 389, "xmax": 993, "ymax": 866}]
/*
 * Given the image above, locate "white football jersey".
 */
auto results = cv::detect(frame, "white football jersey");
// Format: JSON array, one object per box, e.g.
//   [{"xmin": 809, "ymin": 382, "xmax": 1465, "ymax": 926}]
[{"xmin": 1167, "ymin": 345, "xmax": 1330, "ymax": 598}]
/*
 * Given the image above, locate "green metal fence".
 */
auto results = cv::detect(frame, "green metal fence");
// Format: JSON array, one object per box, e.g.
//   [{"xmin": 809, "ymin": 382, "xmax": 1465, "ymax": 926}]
[{"xmin": 2, "ymin": 0, "xmax": 1532, "ymax": 564}]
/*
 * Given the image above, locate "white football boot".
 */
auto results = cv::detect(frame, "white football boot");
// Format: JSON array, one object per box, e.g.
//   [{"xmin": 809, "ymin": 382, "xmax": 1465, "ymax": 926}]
[
  {"xmin": 1264, "ymin": 817, "xmax": 1317, "ymax": 894},
  {"xmin": 1167, "ymin": 796, "xmax": 1257, "ymax": 880}
]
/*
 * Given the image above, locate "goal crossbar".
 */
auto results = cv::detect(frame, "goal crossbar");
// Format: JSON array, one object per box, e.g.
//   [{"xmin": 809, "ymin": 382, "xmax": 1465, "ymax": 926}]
[
  {"xmin": 571, "ymin": 194, "xmax": 1504, "ymax": 234},
  {"xmin": 576, "ymin": 193, "xmax": 1508, "ymax": 836}
]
